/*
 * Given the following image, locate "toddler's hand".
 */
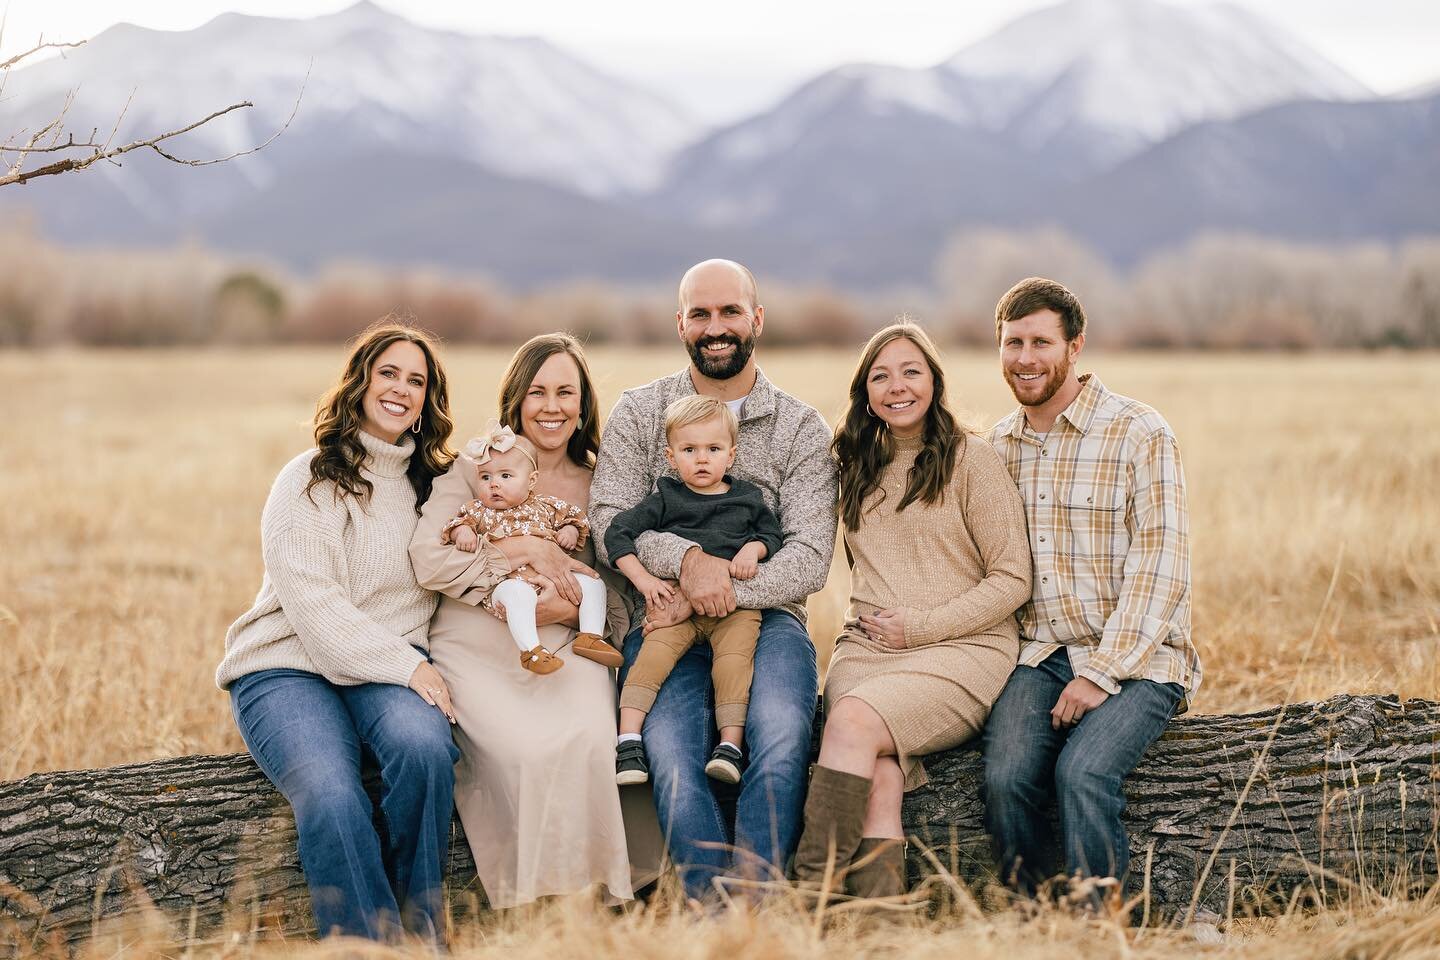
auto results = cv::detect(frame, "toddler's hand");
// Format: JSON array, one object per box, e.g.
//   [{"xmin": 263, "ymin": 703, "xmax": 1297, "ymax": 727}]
[
  {"xmin": 729, "ymin": 542, "xmax": 765, "ymax": 580},
  {"xmin": 555, "ymin": 525, "xmax": 580, "ymax": 551},
  {"xmin": 453, "ymin": 527, "xmax": 479, "ymax": 552},
  {"xmin": 638, "ymin": 573, "xmax": 674, "ymax": 610}
]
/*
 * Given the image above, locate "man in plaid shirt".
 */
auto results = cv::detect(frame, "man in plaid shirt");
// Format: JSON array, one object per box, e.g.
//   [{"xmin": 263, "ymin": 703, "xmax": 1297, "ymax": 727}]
[{"xmin": 982, "ymin": 277, "xmax": 1203, "ymax": 905}]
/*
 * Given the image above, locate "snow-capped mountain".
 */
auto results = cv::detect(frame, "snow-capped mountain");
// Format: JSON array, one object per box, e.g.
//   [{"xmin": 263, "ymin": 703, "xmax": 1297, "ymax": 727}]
[
  {"xmin": 945, "ymin": 0, "xmax": 1371, "ymax": 161},
  {"xmin": 1, "ymin": 0, "xmax": 1431, "ymax": 288},
  {"xmin": 1, "ymin": 0, "xmax": 698, "ymax": 201},
  {"xmin": 660, "ymin": 0, "xmax": 1373, "ymax": 228}
]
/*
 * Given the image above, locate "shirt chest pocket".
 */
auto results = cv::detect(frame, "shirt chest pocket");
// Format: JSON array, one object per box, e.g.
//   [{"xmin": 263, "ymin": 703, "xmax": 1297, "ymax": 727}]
[
  {"xmin": 1060, "ymin": 480, "xmax": 1127, "ymax": 557},
  {"xmin": 1064, "ymin": 481, "xmax": 1125, "ymax": 512}
]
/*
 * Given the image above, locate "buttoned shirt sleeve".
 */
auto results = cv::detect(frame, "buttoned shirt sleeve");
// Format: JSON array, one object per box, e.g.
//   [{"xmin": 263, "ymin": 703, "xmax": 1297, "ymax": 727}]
[{"xmin": 1075, "ymin": 427, "xmax": 1190, "ymax": 693}]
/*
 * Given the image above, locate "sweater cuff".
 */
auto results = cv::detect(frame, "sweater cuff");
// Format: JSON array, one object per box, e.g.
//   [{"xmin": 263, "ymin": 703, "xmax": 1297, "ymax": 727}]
[
  {"xmin": 902, "ymin": 608, "xmax": 941, "ymax": 648},
  {"xmin": 635, "ymin": 531, "xmax": 699, "ymax": 580},
  {"xmin": 373, "ymin": 644, "xmax": 429, "ymax": 688}
]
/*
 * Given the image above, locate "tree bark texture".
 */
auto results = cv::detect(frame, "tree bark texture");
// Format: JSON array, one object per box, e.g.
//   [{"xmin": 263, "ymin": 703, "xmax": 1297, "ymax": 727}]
[
  {"xmin": 1, "ymin": 694, "xmax": 1436, "ymax": 951},
  {"xmin": 905, "ymin": 694, "xmax": 1439, "ymax": 917}
]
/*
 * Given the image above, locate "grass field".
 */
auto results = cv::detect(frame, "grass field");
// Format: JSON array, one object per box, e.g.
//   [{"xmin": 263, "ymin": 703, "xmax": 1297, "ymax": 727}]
[{"xmin": 3, "ymin": 346, "xmax": 1439, "ymax": 956}]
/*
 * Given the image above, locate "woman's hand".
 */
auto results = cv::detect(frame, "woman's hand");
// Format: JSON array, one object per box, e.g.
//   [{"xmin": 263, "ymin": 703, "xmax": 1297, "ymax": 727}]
[
  {"xmin": 408, "ymin": 661, "xmax": 457, "ymax": 724},
  {"xmin": 858, "ymin": 608, "xmax": 907, "ymax": 650},
  {"xmin": 532, "ymin": 575, "xmax": 582, "ymax": 628},
  {"xmin": 495, "ymin": 536, "xmax": 597, "ymax": 605}
]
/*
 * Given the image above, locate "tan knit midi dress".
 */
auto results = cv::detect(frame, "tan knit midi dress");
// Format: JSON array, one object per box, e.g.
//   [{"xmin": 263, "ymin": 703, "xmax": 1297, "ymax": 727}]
[
  {"xmin": 825, "ymin": 433, "xmax": 1032, "ymax": 790},
  {"xmin": 409, "ymin": 460, "xmax": 664, "ymax": 908}
]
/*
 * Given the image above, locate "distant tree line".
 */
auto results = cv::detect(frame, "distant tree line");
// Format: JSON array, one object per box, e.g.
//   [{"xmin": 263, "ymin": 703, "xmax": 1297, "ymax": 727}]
[{"xmin": 1, "ymin": 223, "xmax": 1437, "ymax": 350}]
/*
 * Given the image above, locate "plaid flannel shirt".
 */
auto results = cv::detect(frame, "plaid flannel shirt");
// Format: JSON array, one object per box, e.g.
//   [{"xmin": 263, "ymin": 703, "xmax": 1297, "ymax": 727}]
[{"xmin": 988, "ymin": 374, "xmax": 1202, "ymax": 706}]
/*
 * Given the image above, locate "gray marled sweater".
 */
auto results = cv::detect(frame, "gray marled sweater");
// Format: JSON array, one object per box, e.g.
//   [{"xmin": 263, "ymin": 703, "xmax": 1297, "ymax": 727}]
[{"xmin": 590, "ymin": 367, "xmax": 838, "ymax": 627}]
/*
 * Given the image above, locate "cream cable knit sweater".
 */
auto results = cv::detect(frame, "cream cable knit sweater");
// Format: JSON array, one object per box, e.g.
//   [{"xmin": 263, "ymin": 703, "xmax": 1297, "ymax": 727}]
[{"xmin": 216, "ymin": 431, "xmax": 437, "ymax": 690}]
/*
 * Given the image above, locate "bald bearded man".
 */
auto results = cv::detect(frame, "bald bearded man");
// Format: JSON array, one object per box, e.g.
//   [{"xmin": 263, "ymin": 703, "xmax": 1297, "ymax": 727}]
[{"xmin": 590, "ymin": 259, "xmax": 838, "ymax": 900}]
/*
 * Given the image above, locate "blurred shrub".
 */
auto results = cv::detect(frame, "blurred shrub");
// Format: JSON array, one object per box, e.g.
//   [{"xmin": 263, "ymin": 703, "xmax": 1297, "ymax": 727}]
[{"xmin": 0, "ymin": 225, "xmax": 1436, "ymax": 350}]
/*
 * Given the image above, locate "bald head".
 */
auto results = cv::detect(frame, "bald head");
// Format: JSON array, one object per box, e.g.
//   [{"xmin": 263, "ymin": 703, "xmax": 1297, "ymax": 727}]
[{"xmin": 678, "ymin": 259, "xmax": 759, "ymax": 314}]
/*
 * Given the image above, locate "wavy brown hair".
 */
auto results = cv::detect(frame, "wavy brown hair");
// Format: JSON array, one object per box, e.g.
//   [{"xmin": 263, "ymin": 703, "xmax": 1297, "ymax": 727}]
[
  {"xmin": 497, "ymin": 333, "xmax": 601, "ymax": 468},
  {"xmin": 832, "ymin": 322, "xmax": 966, "ymax": 532},
  {"xmin": 307, "ymin": 320, "xmax": 456, "ymax": 511}
]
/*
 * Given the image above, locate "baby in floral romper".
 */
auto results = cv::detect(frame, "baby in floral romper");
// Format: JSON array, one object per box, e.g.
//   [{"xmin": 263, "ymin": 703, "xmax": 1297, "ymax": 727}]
[{"xmin": 441, "ymin": 421, "xmax": 621, "ymax": 675}]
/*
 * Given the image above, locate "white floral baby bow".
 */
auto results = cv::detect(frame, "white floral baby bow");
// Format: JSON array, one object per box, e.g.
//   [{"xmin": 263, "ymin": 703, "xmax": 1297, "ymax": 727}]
[{"xmin": 464, "ymin": 420, "xmax": 536, "ymax": 469}]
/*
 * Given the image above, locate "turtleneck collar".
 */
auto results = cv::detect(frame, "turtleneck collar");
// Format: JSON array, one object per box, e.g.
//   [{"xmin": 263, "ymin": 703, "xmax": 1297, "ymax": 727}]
[{"xmin": 358, "ymin": 430, "xmax": 415, "ymax": 479}]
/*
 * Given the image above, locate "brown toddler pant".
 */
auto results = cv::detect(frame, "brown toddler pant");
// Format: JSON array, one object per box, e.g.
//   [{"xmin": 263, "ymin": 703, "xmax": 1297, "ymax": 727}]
[{"xmin": 619, "ymin": 608, "xmax": 761, "ymax": 730}]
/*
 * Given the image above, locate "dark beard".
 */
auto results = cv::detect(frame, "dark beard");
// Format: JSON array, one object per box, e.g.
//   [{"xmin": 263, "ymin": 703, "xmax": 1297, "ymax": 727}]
[
  {"xmin": 1008, "ymin": 349, "xmax": 1071, "ymax": 407},
  {"xmin": 687, "ymin": 332, "xmax": 755, "ymax": 381}
]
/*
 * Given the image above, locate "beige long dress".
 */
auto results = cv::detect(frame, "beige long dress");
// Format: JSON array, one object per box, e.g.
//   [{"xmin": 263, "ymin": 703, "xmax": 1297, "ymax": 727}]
[
  {"xmin": 825, "ymin": 434, "xmax": 1033, "ymax": 790},
  {"xmin": 408, "ymin": 459, "xmax": 664, "ymax": 908}
]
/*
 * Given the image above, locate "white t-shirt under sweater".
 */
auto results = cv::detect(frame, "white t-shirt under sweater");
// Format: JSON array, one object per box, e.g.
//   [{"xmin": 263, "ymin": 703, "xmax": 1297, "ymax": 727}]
[{"xmin": 215, "ymin": 430, "xmax": 438, "ymax": 690}]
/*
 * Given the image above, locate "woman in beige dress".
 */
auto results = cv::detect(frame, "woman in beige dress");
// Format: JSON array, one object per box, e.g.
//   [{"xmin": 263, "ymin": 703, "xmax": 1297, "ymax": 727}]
[
  {"xmin": 791, "ymin": 322, "xmax": 1032, "ymax": 898},
  {"xmin": 408, "ymin": 333, "xmax": 662, "ymax": 908}
]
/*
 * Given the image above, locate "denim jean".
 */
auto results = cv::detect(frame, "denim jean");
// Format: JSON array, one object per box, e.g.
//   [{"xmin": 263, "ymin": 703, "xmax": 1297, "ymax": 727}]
[
  {"xmin": 619, "ymin": 608, "xmax": 817, "ymax": 900},
  {"xmin": 230, "ymin": 668, "xmax": 459, "ymax": 940},
  {"xmin": 981, "ymin": 648, "xmax": 1182, "ymax": 895}
]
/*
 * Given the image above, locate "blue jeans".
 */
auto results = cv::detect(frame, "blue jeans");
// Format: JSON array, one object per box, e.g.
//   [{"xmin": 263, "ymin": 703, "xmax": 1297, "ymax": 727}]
[
  {"xmin": 981, "ymin": 648, "xmax": 1182, "ymax": 895},
  {"xmin": 230, "ymin": 668, "xmax": 459, "ymax": 940},
  {"xmin": 620, "ymin": 609, "xmax": 817, "ymax": 900}
]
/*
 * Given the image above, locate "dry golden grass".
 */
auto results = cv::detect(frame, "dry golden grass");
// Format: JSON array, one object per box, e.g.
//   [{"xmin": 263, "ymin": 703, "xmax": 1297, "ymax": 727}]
[{"xmin": 3, "ymin": 347, "xmax": 1439, "ymax": 957}]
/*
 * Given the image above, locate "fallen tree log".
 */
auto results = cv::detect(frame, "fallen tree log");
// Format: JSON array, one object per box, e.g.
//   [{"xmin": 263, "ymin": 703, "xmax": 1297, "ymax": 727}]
[{"xmin": 1, "ymin": 694, "xmax": 1436, "ymax": 950}]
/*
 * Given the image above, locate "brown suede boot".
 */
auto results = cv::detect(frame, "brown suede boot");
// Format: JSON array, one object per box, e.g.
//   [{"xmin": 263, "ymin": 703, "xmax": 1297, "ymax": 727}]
[
  {"xmin": 845, "ymin": 838, "xmax": 906, "ymax": 899},
  {"xmin": 572, "ymin": 631, "xmax": 623, "ymax": 668},
  {"xmin": 791, "ymin": 765, "xmax": 872, "ymax": 892}
]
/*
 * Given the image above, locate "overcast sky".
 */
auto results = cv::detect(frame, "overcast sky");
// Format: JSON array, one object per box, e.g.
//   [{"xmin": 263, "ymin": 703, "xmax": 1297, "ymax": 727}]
[{"xmin": 5, "ymin": 0, "xmax": 1438, "ymax": 122}]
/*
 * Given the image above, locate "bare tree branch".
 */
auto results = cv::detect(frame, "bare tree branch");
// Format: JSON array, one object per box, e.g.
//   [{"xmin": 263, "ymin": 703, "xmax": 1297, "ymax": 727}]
[
  {"xmin": 0, "ymin": 39, "xmax": 84, "ymax": 72},
  {"xmin": 148, "ymin": 63, "xmax": 309, "ymax": 167},
  {"xmin": 0, "ymin": 32, "xmax": 306, "ymax": 188},
  {"xmin": 0, "ymin": 100, "xmax": 255, "ymax": 186}
]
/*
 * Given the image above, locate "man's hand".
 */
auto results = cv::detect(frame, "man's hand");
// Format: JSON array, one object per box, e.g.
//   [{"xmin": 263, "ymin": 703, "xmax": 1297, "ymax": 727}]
[
  {"xmin": 555, "ymin": 525, "xmax": 580, "ymax": 551},
  {"xmin": 1051, "ymin": 677, "xmax": 1110, "ymax": 730},
  {"xmin": 452, "ymin": 527, "xmax": 479, "ymax": 553},
  {"xmin": 728, "ymin": 541, "xmax": 766, "ymax": 581},
  {"xmin": 643, "ymin": 587, "xmax": 693, "ymax": 636},
  {"xmin": 858, "ymin": 608, "xmax": 906, "ymax": 649},
  {"xmin": 680, "ymin": 547, "xmax": 736, "ymax": 618}
]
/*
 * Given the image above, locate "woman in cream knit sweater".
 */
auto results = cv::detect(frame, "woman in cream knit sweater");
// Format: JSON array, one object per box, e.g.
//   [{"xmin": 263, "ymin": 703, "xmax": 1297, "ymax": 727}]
[
  {"xmin": 216, "ymin": 324, "xmax": 461, "ymax": 942},
  {"xmin": 791, "ymin": 323, "xmax": 1032, "ymax": 899}
]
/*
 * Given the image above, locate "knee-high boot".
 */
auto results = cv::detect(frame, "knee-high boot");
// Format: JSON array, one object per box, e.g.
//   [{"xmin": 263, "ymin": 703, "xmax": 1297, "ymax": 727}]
[
  {"xmin": 844, "ymin": 838, "xmax": 906, "ymax": 899},
  {"xmin": 791, "ymin": 765, "xmax": 872, "ymax": 889}
]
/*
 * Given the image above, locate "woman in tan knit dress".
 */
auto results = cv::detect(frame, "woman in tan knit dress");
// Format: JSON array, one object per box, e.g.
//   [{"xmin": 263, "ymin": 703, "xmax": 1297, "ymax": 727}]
[
  {"xmin": 408, "ymin": 334, "xmax": 663, "ymax": 908},
  {"xmin": 792, "ymin": 323, "xmax": 1032, "ymax": 898}
]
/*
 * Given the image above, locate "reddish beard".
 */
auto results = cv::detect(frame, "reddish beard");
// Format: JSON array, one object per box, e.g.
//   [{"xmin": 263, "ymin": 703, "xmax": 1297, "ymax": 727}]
[{"xmin": 1006, "ymin": 349, "xmax": 1071, "ymax": 407}]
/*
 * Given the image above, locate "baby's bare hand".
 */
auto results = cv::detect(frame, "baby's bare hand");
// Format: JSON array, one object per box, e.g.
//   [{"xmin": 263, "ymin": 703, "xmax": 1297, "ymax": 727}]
[
  {"xmin": 555, "ymin": 526, "xmax": 580, "ymax": 551},
  {"xmin": 453, "ymin": 527, "xmax": 479, "ymax": 552}
]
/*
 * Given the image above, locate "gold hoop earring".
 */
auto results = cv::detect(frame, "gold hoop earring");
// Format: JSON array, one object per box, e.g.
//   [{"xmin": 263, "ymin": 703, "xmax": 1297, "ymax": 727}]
[
  {"xmin": 411, "ymin": 417, "xmax": 421, "ymax": 435},
  {"xmin": 866, "ymin": 404, "xmax": 875, "ymax": 417}
]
